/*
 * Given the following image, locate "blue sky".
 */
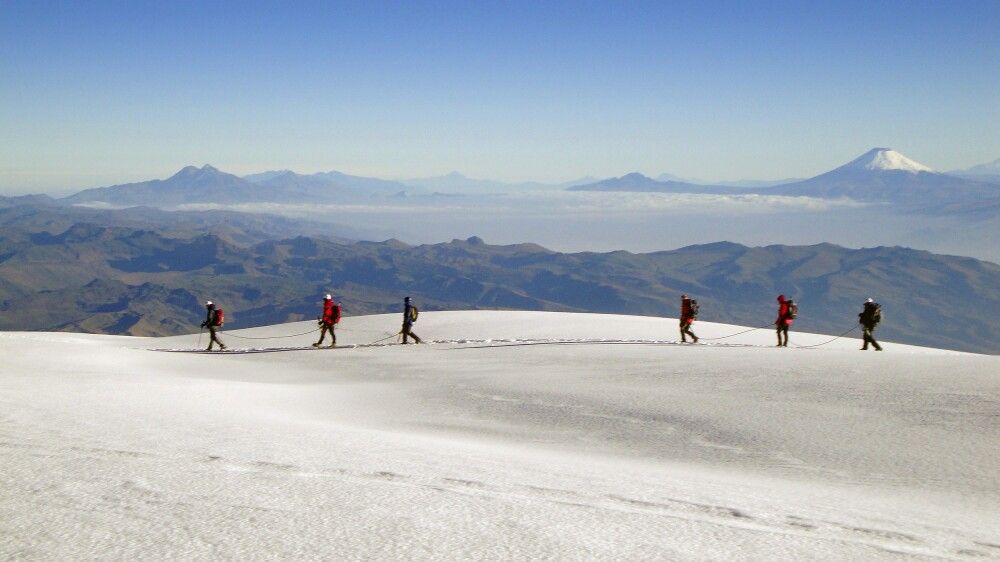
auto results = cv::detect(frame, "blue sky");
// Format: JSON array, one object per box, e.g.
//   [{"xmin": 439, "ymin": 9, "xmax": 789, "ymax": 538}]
[{"xmin": 1, "ymin": 0, "xmax": 998, "ymax": 192}]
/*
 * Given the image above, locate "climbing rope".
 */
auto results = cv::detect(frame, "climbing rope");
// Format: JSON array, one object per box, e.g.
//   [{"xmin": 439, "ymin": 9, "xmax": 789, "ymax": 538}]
[
  {"xmin": 697, "ymin": 323, "xmax": 773, "ymax": 341},
  {"xmin": 790, "ymin": 325, "xmax": 859, "ymax": 349},
  {"xmin": 443, "ymin": 339, "xmax": 674, "ymax": 351},
  {"xmin": 366, "ymin": 331, "xmax": 402, "ymax": 345},
  {"xmin": 182, "ymin": 313, "xmax": 861, "ymax": 350},
  {"xmin": 165, "ymin": 329, "xmax": 866, "ymax": 353},
  {"xmin": 219, "ymin": 326, "xmax": 321, "ymax": 340},
  {"xmin": 208, "ymin": 320, "xmax": 398, "ymax": 345}
]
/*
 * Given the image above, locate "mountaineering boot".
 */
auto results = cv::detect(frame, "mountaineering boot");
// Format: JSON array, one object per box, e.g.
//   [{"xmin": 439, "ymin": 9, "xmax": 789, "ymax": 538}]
[
  {"xmin": 329, "ymin": 343, "xmax": 336, "ymax": 348},
  {"xmin": 312, "ymin": 342, "xmax": 321, "ymax": 348}
]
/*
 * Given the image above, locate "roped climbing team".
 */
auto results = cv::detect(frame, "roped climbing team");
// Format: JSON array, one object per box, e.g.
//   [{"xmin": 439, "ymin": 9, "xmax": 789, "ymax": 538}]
[
  {"xmin": 198, "ymin": 293, "xmax": 883, "ymax": 351},
  {"xmin": 197, "ymin": 295, "xmax": 423, "ymax": 351}
]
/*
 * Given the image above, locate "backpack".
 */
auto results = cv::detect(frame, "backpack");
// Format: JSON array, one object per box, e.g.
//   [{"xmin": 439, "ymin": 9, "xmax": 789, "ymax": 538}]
[
  {"xmin": 214, "ymin": 308, "xmax": 225, "ymax": 327},
  {"xmin": 409, "ymin": 306, "xmax": 419, "ymax": 323},
  {"xmin": 861, "ymin": 302, "xmax": 881, "ymax": 326},
  {"xmin": 786, "ymin": 301, "xmax": 798, "ymax": 320},
  {"xmin": 688, "ymin": 299, "xmax": 699, "ymax": 318},
  {"xmin": 332, "ymin": 303, "xmax": 342, "ymax": 324}
]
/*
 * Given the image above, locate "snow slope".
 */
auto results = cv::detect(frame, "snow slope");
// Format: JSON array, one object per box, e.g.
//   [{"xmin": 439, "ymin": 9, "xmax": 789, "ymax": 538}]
[
  {"xmin": 840, "ymin": 148, "xmax": 935, "ymax": 173},
  {"xmin": 2, "ymin": 311, "xmax": 998, "ymax": 560}
]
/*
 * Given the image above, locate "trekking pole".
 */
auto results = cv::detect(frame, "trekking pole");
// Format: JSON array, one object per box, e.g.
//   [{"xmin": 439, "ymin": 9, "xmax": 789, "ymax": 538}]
[{"xmin": 197, "ymin": 326, "xmax": 204, "ymax": 349}]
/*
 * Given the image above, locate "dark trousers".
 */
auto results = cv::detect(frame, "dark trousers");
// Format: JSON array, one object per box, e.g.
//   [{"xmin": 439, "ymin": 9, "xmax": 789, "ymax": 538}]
[
  {"xmin": 776, "ymin": 324, "xmax": 789, "ymax": 347},
  {"xmin": 401, "ymin": 323, "xmax": 421, "ymax": 344},
  {"xmin": 316, "ymin": 323, "xmax": 336, "ymax": 346},
  {"xmin": 207, "ymin": 326, "xmax": 225, "ymax": 350},
  {"xmin": 862, "ymin": 326, "xmax": 882, "ymax": 350},
  {"xmin": 680, "ymin": 319, "xmax": 697, "ymax": 342}
]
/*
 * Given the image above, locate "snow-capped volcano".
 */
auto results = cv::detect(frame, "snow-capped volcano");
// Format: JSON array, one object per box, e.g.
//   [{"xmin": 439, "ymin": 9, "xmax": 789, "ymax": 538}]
[
  {"xmin": 839, "ymin": 148, "xmax": 934, "ymax": 174},
  {"xmin": 763, "ymin": 147, "xmax": 999, "ymax": 207}
]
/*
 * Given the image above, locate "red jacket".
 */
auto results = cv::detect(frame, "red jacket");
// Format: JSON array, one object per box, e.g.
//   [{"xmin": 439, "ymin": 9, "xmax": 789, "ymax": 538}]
[
  {"xmin": 776, "ymin": 295, "xmax": 793, "ymax": 326},
  {"xmin": 322, "ymin": 300, "xmax": 341, "ymax": 324},
  {"xmin": 680, "ymin": 298, "xmax": 695, "ymax": 324}
]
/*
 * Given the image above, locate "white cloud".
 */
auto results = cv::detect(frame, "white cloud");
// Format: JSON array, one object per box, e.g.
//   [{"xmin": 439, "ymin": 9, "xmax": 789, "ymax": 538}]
[{"xmin": 173, "ymin": 192, "xmax": 866, "ymax": 220}]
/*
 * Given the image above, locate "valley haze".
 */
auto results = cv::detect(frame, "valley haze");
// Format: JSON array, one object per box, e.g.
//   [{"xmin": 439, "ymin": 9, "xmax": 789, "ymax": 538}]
[{"xmin": 13, "ymin": 147, "xmax": 994, "ymax": 263}]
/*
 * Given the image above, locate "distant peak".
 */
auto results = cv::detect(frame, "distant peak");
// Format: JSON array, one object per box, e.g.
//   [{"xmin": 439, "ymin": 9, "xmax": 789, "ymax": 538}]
[
  {"xmin": 173, "ymin": 164, "xmax": 222, "ymax": 178},
  {"xmin": 380, "ymin": 238, "xmax": 411, "ymax": 250},
  {"xmin": 955, "ymin": 157, "xmax": 1000, "ymax": 175},
  {"xmin": 844, "ymin": 148, "xmax": 933, "ymax": 173},
  {"xmin": 621, "ymin": 172, "xmax": 650, "ymax": 180},
  {"xmin": 445, "ymin": 171, "xmax": 466, "ymax": 179}
]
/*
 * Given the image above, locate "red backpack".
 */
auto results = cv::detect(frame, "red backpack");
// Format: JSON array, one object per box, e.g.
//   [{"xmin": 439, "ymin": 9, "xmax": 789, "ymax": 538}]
[
  {"xmin": 214, "ymin": 308, "xmax": 225, "ymax": 326},
  {"xmin": 332, "ymin": 303, "xmax": 342, "ymax": 324},
  {"xmin": 786, "ymin": 301, "xmax": 797, "ymax": 320}
]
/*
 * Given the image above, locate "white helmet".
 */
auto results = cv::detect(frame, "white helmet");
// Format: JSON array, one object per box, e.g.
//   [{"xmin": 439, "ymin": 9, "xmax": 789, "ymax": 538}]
[
  {"xmin": 866, "ymin": 297, "xmax": 874, "ymax": 303},
  {"xmin": 206, "ymin": 300, "xmax": 213, "ymax": 306},
  {"xmin": 324, "ymin": 294, "xmax": 332, "ymax": 300}
]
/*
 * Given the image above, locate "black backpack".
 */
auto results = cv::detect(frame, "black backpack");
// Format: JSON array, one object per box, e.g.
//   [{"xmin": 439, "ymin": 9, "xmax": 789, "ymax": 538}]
[
  {"xmin": 861, "ymin": 302, "xmax": 881, "ymax": 326},
  {"xmin": 689, "ymin": 299, "xmax": 700, "ymax": 318},
  {"xmin": 786, "ymin": 300, "xmax": 798, "ymax": 320}
]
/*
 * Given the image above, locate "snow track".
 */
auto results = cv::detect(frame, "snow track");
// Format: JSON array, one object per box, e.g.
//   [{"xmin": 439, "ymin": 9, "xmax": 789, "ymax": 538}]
[{"xmin": 152, "ymin": 337, "xmax": 778, "ymax": 354}]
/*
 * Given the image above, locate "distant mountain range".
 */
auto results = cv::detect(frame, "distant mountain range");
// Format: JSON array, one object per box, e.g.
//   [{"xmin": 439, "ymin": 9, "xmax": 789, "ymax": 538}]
[
  {"xmin": 0, "ymin": 197, "xmax": 360, "ymax": 246},
  {"xmin": 571, "ymin": 148, "xmax": 1000, "ymax": 212},
  {"xmin": 48, "ymin": 148, "xmax": 999, "ymax": 214},
  {"xmin": 65, "ymin": 165, "xmax": 256, "ymax": 206},
  {"xmin": 244, "ymin": 169, "xmax": 413, "ymax": 197},
  {"xmin": 569, "ymin": 172, "xmax": 744, "ymax": 195},
  {"xmin": 61, "ymin": 166, "xmax": 599, "ymax": 207},
  {"xmin": 63, "ymin": 165, "xmax": 417, "ymax": 206},
  {"xmin": 949, "ymin": 157, "xmax": 1000, "ymax": 184},
  {"xmin": 1, "ymin": 212, "xmax": 997, "ymax": 353}
]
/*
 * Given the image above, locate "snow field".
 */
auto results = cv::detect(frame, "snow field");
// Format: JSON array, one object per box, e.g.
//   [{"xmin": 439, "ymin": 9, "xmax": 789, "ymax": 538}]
[{"xmin": 1, "ymin": 311, "xmax": 998, "ymax": 560}]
